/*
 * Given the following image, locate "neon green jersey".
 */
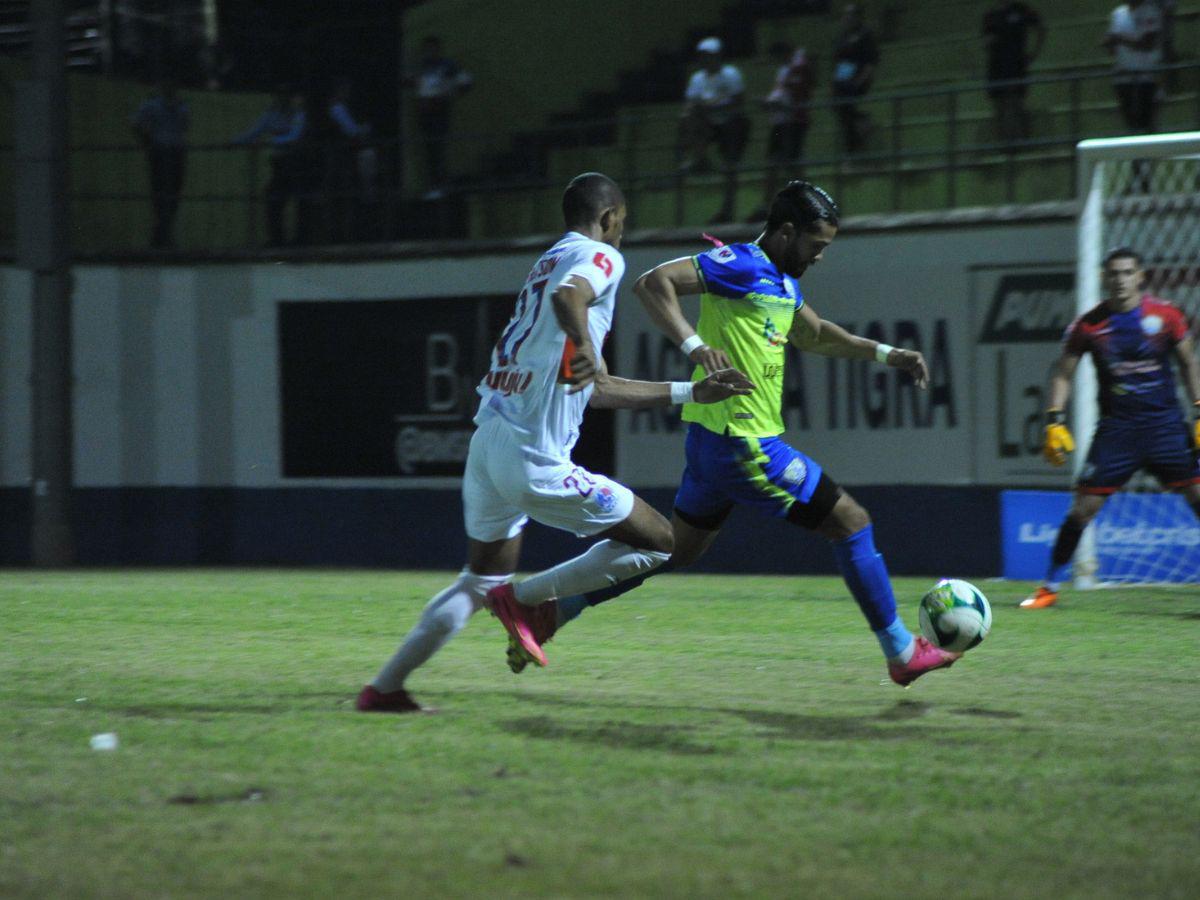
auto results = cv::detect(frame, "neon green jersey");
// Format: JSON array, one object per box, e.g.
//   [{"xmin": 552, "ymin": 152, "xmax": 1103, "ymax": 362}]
[{"xmin": 681, "ymin": 242, "xmax": 803, "ymax": 437}]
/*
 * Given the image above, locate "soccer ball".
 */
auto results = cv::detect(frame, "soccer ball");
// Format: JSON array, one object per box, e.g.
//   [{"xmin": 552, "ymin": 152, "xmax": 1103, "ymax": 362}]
[{"xmin": 918, "ymin": 578, "xmax": 992, "ymax": 652}]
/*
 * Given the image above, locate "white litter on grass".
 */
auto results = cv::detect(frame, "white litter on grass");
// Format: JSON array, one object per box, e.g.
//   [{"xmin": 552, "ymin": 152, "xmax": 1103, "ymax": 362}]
[{"xmin": 89, "ymin": 733, "xmax": 118, "ymax": 751}]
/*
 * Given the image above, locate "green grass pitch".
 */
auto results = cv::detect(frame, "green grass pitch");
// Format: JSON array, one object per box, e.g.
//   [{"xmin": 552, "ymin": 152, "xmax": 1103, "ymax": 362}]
[{"xmin": 2, "ymin": 569, "xmax": 1198, "ymax": 898}]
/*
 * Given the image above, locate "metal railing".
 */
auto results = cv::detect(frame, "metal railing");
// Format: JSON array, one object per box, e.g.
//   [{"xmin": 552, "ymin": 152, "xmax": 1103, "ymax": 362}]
[{"xmin": 3, "ymin": 61, "xmax": 1198, "ymax": 255}]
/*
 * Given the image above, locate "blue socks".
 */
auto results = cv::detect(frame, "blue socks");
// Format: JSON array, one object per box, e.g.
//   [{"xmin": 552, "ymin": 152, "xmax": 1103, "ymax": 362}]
[{"xmin": 832, "ymin": 524, "xmax": 913, "ymax": 659}]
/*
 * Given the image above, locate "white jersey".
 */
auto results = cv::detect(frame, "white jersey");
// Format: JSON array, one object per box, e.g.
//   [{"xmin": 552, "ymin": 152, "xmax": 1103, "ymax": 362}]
[{"xmin": 474, "ymin": 231, "xmax": 625, "ymax": 461}]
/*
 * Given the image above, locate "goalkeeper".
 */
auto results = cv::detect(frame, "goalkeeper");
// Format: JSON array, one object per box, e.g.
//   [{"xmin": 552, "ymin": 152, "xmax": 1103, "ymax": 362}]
[{"xmin": 1023, "ymin": 246, "xmax": 1200, "ymax": 608}]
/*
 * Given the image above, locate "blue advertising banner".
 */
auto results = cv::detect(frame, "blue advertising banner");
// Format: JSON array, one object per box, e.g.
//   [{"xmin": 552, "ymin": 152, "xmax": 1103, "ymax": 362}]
[
  {"xmin": 1002, "ymin": 490, "xmax": 1200, "ymax": 582},
  {"xmin": 1001, "ymin": 491, "xmax": 1071, "ymax": 580}
]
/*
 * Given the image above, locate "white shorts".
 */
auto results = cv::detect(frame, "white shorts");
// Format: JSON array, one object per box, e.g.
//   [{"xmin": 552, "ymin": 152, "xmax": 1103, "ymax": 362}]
[{"xmin": 462, "ymin": 416, "xmax": 636, "ymax": 542}]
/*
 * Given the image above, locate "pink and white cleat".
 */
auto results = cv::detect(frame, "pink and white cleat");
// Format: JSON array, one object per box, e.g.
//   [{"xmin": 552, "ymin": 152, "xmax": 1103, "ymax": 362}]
[
  {"xmin": 486, "ymin": 583, "xmax": 548, "ymax": 668},
  {"xmin": 887, "ymin": 636, "xmax": 961, "ymax": 687}
]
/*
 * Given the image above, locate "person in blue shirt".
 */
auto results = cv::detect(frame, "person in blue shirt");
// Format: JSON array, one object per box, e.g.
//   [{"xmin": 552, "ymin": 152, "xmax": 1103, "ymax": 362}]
[
  {"xmin": 233, "ymin": 88, "xmax": 309, "ymax": 246},
  {"xmin": 131, "ymin": 79, "xmax": 189, "ymax": 249}
]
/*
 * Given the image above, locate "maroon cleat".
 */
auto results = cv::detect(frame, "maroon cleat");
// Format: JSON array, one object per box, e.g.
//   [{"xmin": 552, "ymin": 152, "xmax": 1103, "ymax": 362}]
[
  {"xmin": 887, "ymin": 637, "xmax": 962, "ymax": 687},
  {"xmin": 486, "ymin": 583, "xmax": 548, "ymax": 667},
  {"xmin": 355, "ymin": 684, "xmax": 433, "ymax": 714},
  {"xmin": 506, "ymin": 600, "xmax": 560, "ymax": 673}
]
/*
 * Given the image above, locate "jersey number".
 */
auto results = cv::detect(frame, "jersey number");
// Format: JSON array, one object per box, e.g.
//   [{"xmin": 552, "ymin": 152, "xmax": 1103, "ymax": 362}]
[{"xmin": 495, "ymin": 279, "xmax": 548, "ymax": 366}]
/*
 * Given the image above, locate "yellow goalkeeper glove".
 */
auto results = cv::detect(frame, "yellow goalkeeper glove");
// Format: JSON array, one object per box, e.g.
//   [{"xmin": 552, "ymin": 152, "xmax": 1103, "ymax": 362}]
[
  {"xmin": 1042, "ymin": 410, "xmax": 1074, "ymax": 466},
  {"xmin": 1192, "ymin": 403, "xmax": 1200, "ymax": 452}
]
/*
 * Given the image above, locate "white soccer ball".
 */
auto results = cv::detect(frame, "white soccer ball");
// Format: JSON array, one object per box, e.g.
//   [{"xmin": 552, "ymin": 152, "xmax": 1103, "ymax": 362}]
[{"xmin": 918, "ymin": 578, "xmax": 992, "ymax": 653}]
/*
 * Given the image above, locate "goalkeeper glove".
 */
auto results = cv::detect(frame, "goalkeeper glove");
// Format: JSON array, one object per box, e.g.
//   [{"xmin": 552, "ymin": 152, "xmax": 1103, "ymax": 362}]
[
  {"xmin": 1042, "ymin": 409, "xmax": 1074, "ymax": 466},
  {"xmin": 1192, "ymin": 402, "xmax": 1200, "ymax": 454}
]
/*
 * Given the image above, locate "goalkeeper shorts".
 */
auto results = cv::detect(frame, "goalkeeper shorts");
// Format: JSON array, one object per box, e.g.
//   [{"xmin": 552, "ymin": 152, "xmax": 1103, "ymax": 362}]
[{"xmin": 1077, "ymin": 417, "xmax": 1200, "ymax": 493}]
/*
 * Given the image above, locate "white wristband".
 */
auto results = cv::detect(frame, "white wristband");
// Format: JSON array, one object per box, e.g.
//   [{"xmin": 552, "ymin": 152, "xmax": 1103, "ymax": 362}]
[
  {"xmin": 680, "ymin": 334, "xmax": 705, "ymax": 356},
  {"xmin": 670, "ymin": 381, "xmax": 695, "ymax": 405},
  {"xmin": 874, "ymin": 343, "xmax": 895, "ymax": 364}
]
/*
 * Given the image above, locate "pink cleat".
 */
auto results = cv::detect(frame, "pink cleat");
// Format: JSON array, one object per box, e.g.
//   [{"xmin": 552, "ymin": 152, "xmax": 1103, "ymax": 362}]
[
  {"xmin": 506, "ymin": 600, "xmax": 560, "ymax": 673},
  {"xmin": 355, "ymin": 684, "xmax": 434, "ymax": 714},
  {"xmin": 486, "ymin": 583, "xmax": 548, "ymax": 668},
  {"xmin": 887, "ymin": 636, "xmax": 961, "ymax": 687}
]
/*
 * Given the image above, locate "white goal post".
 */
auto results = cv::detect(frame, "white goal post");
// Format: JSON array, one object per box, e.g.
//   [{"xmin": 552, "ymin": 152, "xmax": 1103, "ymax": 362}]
[{"xmin": 1073, "ymin": 131, "xmax": 1200, "ymax": 586}]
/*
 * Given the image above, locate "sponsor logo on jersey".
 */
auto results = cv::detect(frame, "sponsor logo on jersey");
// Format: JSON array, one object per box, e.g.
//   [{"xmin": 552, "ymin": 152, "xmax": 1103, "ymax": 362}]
[
  {"xmin": 1141, "ymin": 314, "xmax": 1164, "ymax": 335},
  {"xmin": 762, "ymin": 316, "xmax": 787, "ymax": 347},
  {"xmin": 593, "ymin": 251, "xmax": 613, "ymax": 278},
  {"xmin": 484, "ymin": 367, "xmax": 534, "ymax": 396}
]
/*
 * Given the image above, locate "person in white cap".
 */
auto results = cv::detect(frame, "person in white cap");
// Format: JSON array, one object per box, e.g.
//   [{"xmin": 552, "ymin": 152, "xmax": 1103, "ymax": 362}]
[{"xmin": 678, "ymin": 36, "xmax": 750, "ymax": 223}]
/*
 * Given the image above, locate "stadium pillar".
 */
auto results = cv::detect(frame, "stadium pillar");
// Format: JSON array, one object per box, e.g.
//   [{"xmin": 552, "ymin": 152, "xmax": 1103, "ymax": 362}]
[{"xmin": 17, "ymin": 0, "xmax": 75, "ymax": 566}]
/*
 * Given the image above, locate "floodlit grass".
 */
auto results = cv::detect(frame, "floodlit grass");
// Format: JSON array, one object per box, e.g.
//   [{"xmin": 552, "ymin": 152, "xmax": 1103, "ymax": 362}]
[{"xmin": 2, "ymin": 569, "xmax": 1198, "ymax": 898}]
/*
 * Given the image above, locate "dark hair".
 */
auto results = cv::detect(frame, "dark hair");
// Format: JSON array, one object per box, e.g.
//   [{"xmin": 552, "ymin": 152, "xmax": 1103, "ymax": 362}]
[
  {"xmin": 562, "ymin": 172, "xmax": 624, "ymax": 227},
  {"xmin": 766, "ymin": 180, "xmax": 839, "ymax": 233},
  {"xmin": 1103, "ymin": 246, "xmax": 1142, "ymax": 267}
]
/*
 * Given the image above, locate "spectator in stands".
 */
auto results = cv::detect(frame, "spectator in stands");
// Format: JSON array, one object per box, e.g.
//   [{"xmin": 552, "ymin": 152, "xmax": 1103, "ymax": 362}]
[
  {"xmin": 131, "ymin": 79, "xmax": 189, "ymax": 249},
  {"xmin": 323, "ymin": 78, "xmax": 375, "ymax": 241},
  {"xmin": 1103, "ymin": 0, "xmax": 1164, "ymax": 136},
  {"xmin": 407, "ymin": 36, "xmax": 473, "ymax": 200},
  {"xmin": 232, "ymin": 87, "xmax": 310, "ymax": 246},
  {"xmin": 982, "ymin": 2, "xmax": 1046, "ymax": 142},
  {"xmin": 831, "ymin": 3, "xmax": 880, "ymax": 155},
  {"xmin": 752, "ymin": 41, "xmax": 816, "ymax": 221},
  {"xmin": 678, "ymin": 36, "xmax": 750, "ymax": 223}
]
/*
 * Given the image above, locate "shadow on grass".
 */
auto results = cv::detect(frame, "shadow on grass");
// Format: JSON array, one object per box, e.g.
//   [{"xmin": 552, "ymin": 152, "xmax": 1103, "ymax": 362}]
[
  {"xmin": 499, "ymin": 716, "xmax": 719, "ymax": 755},
  {"xmin": 495, "ymin": 694, "xmax": 1023, "ymax": 748}
]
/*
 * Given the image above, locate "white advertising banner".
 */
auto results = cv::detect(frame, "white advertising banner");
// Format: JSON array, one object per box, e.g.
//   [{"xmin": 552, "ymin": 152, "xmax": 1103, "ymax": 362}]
[{"xmin": 611, "ymin": 221, "xmax": 1076, "ymax": 488}]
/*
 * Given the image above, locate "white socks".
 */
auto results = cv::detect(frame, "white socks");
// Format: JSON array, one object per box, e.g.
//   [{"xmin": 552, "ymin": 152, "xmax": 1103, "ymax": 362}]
[
  {"xmin": 513, "ymin": 540, "xmax": 671, "ymax": 605},
  {"xmin": 371, "ymin": 569, "xmax": 510, "ymax": 693}
]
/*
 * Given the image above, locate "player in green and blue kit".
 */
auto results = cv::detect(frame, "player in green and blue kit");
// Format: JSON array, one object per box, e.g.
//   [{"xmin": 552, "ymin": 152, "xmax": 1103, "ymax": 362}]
[{"xmin": 509, "ymin": 181, "xmax": 961, "ymax": 686}]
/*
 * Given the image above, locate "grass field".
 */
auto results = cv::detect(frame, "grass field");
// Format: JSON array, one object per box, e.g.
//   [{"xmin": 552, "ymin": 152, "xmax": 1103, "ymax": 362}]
[{"xmin": 2, "ymin": 569, "xmax": 1198, "ymax": 898}]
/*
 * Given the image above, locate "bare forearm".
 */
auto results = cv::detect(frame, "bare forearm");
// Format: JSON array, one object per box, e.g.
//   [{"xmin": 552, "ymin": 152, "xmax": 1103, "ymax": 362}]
[
  {"xmin": 1046, "ymin": 373, "xmax": 1072, "ymax": 411},
  {"xmin": 1180, "ymin": 359, "xmax": 1200, "ymax": 407},
  {"xmin": 801, "ymin": 318, "xmax": 878, "ymax": 360},
  {"xmin": 634, "ymin": 273, "xmax": 695, "ymax": 345},
  {"xmin": 589, "ymin": 376, "xmax": 674, "ymax": 409},
  {"xmin": 551, "ymin": 291, "xmax": 590, "ymax": 348}
]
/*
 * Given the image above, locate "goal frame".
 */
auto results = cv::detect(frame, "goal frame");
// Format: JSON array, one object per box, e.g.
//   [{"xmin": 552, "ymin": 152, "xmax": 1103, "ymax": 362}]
[{"xmin": 1073, "ymin": 131, "xmax": 1200, "ymax": 587}]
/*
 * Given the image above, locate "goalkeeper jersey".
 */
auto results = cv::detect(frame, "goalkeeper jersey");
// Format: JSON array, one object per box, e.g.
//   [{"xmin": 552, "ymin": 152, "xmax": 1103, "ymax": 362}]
[
  {"xmin": 681, "ymin": 242, "xmax": 803, "ymax": 437},
  {"xmin": 1064, "ymin": 295, "xmax": 1189, "ymax": 424}
]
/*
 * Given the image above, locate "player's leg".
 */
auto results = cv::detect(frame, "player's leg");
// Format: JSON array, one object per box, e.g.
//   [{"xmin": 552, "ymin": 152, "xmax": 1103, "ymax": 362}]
[
  {"xmin": 1023, "ymin": 422, "xmax": 1137, "ymax": 608},
  {"xmin": 547, "ymin": 487, "xmax": 731, "ymax": 633},
  {"xmin": 357, "ymin": 426, "xmax": 526, "ymax": 711},
  {"xmin": 809, "ymin": 487, "xmax": 961, "ymax": 686},
  {"xmin": 501, "ymin": 433, "xmax": 735, "ymax": 671},
  {"xmin": 1021, "ymin": 491, "xmax": 1107, "ymax": 609}
]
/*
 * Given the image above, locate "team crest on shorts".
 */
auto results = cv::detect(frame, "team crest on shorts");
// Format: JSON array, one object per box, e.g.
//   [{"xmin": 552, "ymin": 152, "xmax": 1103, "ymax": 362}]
[
  {"xmin": 782, "ymin": 458, "xmax": 807, "ymax": 485},
  {"xmin": 594, "ymin": 487, "xmax": 618, "ymax": 513}
]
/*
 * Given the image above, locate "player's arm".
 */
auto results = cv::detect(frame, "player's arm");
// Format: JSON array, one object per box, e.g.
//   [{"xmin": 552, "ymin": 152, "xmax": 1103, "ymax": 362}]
[
  {"xmin": 590, "ymin": 357, "xmax": 755, "ymax": 410},
  {"xmin": 1041, "ymin": 350, "xmax": 1080, "ymax": 466},
  {"xmin": 1172, "ymin": 336, "xmax": 1200, "ymax": 443},
  {"xmin": 787, "ymin": 302, "xmax": 929, "ymax": 389},
  {"xmin": 551, "ymin": 275, "xmax": 599, "ymax": 393},
  {"xmin": 634, "ymin": 258, "xmax": 732, "ymax": 373}
]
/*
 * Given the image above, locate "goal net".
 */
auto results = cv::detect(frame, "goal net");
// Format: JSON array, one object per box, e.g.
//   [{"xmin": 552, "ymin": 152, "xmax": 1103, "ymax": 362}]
[{"xmin": 1074, "ymin": 132, "xmax": 1200, "ymax": 586}]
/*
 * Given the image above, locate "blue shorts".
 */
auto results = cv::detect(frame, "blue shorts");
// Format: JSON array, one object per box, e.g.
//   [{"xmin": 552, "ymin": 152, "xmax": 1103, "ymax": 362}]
[
  {"xmin": 1078, "ymin": 417, "xmax": 1200, "ymax": 494},
  {"xmin": 674, "ymin": 423, "xmax": 827, "ymax": 526}
]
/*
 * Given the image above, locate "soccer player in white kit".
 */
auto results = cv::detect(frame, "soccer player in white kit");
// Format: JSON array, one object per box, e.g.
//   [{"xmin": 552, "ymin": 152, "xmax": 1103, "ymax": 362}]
[{"xmin": 357, "ymin": 173, "xmax": 753, "ymax": 712}]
